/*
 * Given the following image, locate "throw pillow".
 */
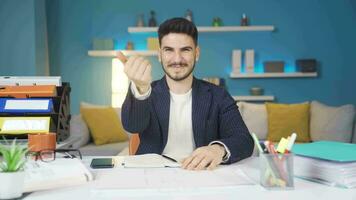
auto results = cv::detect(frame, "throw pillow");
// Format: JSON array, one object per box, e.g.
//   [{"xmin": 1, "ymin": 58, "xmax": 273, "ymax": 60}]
[
  {"xmin": 238, "ymin": 102, "xmax": 268, "ymax": 140},
  {"xmin": 69, "ymin": 114, "xmax": 90, "ymax": 148},
  {"xmin": 266, "ymin": 102, "xmax": 310, "ymax": 142},
  {"xmin": 310, "ymin": 101, "xmax": 355, "ymax": 142},
  {"xmin": 80, "ymin": 105, "xmax": 128, "ymax": 145},
  {"xmin": 353, "ymin": 121, "xmax": 356, "ymax": 144}
]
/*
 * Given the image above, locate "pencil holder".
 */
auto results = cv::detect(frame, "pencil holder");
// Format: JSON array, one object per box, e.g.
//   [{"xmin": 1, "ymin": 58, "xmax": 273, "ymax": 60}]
[{"xmin": 259, "ymin": 153, "xmax": 294, "ymax": 190}]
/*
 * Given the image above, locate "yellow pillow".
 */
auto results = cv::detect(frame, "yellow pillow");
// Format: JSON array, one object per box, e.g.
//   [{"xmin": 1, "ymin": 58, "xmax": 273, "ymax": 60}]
[
  {"xmin": 266, "ymin": 102, "xmax": 310, "ymax": 143},
  {"xmin": 80, "ymin": 107, "xmax": 128, "ymax": 145}
]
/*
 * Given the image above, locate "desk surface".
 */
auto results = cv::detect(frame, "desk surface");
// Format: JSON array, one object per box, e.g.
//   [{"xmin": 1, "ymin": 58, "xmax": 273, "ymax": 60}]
[{"xmin": 24, "ymin": 156, "xmax": 356, "ymax": 200}]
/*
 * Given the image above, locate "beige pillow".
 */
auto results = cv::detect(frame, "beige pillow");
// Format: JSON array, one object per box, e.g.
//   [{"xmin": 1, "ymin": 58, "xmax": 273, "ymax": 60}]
[
  {"xmin": 352, "ymin": 121, "xmax": 356, "ymax": 144},
  {"xmin": 310, "ymin": 101, "xmax": 355, "ymax": 142},
  {"xmin": 238, "ymin": 102, "xmax": 268, "ymax": 140}
]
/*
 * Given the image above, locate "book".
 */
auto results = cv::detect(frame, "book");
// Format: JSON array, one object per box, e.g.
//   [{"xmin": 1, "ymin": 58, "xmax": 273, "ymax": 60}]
[
  {"xmin": 0, "ymin": 98, "xmax": 53, "ymax": 114},
  {"xmin": 24, "ymin": 158, "xmax": 93, "ymax": 192},
  {"xmin": 292, "ymin": 141, "xmax": 356, "ymax": 188},
  {"xmin": 0, "ymin": 76, "xmax": 62, "ymax": 86},
  {"xmin": 292, "ymin": 141, "xmax": 356, "ymax": 162},
  {"xmin": 294, "ymin": 155, "xmax": 356, "ymax": 188},
  {"xmin": 123, "ymin": 154, "xmax": 181, "ymax": 168},
  {"xmin": 0, "ymin": 117, "xmax": 50, "ymax": 134}
]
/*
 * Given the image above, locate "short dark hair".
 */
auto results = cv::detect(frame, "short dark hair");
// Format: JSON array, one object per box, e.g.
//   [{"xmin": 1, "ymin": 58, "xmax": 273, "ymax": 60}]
[{"xmin": 158, "ymin": 17, "xmax": 198, "ymax": 46}]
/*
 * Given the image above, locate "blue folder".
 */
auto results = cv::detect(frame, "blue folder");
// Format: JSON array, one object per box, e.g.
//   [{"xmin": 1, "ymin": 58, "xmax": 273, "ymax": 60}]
[
  {"xmin": 292, "ymin": 141, "xmax": 356, "ymax": 162},
  {"xmin": 0, "ymin": 98, "xmax": 53, "ymax": 113}
]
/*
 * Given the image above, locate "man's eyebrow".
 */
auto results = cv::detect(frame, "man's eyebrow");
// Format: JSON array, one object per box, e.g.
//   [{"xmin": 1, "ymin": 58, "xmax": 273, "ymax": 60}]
[
  {"xmin": 181, "ymin": 46, "xmax": 193, "ymax": 50},
  {"xmin": 162, "ymin": 46, "xmax": 173, "ymax": 49}
]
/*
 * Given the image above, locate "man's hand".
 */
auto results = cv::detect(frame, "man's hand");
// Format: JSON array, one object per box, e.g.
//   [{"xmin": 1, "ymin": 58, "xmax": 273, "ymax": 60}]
[
  {"xmin": 121, "ymin": 54, "xmax": 152, "ymax": 94},
  {"xmin": 181, "ymin": 144, "xmax": 226, "ymax": 170}
]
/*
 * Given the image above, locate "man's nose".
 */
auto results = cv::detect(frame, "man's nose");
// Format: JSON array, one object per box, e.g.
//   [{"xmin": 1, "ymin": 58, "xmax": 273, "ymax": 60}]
[{"xmin": 172, "ymin": 51, "xmax": 183, "ymax": 63}]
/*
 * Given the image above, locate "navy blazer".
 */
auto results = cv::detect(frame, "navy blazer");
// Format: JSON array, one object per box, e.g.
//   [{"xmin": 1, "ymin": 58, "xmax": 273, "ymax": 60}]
[{"xmin": 121, "ymin": 76, "xmax": 254, "ymax": 164}]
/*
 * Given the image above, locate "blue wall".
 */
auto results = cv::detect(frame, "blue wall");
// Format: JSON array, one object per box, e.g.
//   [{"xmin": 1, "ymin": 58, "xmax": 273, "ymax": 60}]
[
  {"xmin": 0, "ymin": 0, "xmax": 49, "ymax": 76},
  {"xmin": 2, "ymin": 0, "xmax": 356, "ymax": 114}
]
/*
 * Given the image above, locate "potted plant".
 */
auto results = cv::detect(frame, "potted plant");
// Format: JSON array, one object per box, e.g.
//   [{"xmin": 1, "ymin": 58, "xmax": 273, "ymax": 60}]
[{"xmin": 0, "ymin": 139, "xmax": 28, "ymax": 199}]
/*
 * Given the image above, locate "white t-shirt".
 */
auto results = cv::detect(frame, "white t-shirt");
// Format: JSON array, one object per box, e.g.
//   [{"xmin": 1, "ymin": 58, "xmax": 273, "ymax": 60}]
[{"xmin": 130, "ymin": 82, "xmax": 230, "ymax": 162}]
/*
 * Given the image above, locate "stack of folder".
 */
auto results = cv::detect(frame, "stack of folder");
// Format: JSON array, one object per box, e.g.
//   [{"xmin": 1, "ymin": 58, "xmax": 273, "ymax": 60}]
[
  {"xmin": 292, "ymin": 141, "xmax": 356, "ymax": 188},
  {"xmin": 0, "ymin": 76, "xmax": 71, "ymax": 142}
]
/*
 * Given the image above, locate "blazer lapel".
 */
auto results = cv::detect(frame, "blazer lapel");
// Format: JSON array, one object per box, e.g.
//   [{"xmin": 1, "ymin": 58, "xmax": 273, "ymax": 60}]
[
  {"xmin": 192, "ymin": 78, "xmax": 212, "ymax": 147},
  {"xmin": 152, "ymin": 77, "xmax": 170, "ymax": 152}
]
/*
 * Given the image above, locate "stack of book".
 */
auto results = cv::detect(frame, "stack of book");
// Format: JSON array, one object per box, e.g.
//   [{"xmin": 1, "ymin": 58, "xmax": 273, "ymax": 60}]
[
  {"xmin": 0, "ymin": 76, "xmax": 71, "ymax": 142},
  {"xmin": 292, "ymin": 141, "xmax": 356, "ymax": 188}
]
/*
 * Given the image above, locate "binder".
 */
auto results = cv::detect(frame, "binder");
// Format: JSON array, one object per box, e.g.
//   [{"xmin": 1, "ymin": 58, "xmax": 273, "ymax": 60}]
[
  {"xmin": 0, "ymin": 85, "xmax": 57, "ymax": 98},
  {"xmin": 292, "ymin": 141, "xmax": 356, "ymax": 162},
  {"xmin": 0, "ymin": 76, "xmax": 62, "ymax": 86},
  {"xmin": 0, "ymin": 82, "xmax": 71, "ymax": 142},
  {"xmin": 0, "ymin": 98, "xmax": 53, "ymax": 113},
  {"xmin": 0, "ymin": 117, "xmax": 50, "ymax": 134}
]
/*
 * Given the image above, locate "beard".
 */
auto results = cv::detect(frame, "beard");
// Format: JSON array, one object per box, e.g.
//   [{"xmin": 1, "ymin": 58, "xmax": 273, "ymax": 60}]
[{"xmin": 161, "ymin": 61, "xmax": 196, "ymax": 81}]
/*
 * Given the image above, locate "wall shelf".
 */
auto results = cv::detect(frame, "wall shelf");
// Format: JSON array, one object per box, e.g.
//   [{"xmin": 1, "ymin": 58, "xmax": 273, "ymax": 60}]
[
  {"xmin": 233, "ymin": 95, "xmax": 275, "ymax": 101},
  {"xmin": 128, "ymin": 26, "xmax": 275, "ymax": 33},
  {"xmin": 230, "ymin": 72, "xmax": 318, "ymax": 78},
  {"xmin": 88, "ymin": 50, "xmax": 158, "ymax": 57}
]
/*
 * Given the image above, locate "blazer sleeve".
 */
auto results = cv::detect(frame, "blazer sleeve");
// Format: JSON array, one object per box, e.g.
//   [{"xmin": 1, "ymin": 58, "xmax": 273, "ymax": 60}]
[
  {"xmin": 121, "ymin": 83, "xmax": 151, "ymax": 134},
  {"xmin": 217, "ymin": 91, "xmax": 254, "ymax": 164}
]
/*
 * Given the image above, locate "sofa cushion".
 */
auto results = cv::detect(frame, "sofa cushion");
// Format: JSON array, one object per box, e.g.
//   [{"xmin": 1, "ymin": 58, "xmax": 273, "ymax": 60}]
[
  {"xmin": 238, "ymin": 102, "xmax": 268, "ymax": 140},
  {"xmin": 80, "ymin": 105, "xmax": 128, "ymax": 145},
  {"xmin": 353, "ymin": 121, "xmax": 356, "ymax": 144},
  {"xmin": 266, "ymin": 102, "xmax": 310, "ymax": 142},
  {"xmin": 69, "ymin": 114, "xmax": 90, "ymax": 149},
  {"xmin": 310, "ymin": 101, "xmax": 355, "ymax": 142}
]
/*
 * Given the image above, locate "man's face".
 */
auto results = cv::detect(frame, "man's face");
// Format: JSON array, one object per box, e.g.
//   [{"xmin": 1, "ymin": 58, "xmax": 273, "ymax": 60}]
[{"xmin": 159, "ymin": 33, "xmax": 200, "ymax": 81}]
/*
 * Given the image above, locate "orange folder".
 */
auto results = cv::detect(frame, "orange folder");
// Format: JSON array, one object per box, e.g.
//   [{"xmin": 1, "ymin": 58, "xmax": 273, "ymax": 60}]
[{"xmin": 0, "ymin": 85, "xmax": 57, "ymax": 98}]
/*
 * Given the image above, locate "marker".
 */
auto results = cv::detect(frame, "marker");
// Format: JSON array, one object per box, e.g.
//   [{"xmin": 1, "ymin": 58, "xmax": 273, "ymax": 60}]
[
  {"xmin": 251, "ymin": 133, "xmax": 264, "ymax": 153},
  {"xmin": 285, "ymin": 133, "xmax": 297, "ymax": 153}
]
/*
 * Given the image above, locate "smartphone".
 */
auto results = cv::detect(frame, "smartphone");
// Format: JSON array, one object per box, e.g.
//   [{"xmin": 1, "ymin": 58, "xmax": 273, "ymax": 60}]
[{"xmin": 90, "ymin": 158, "xmax": 114, "ymax": 169}]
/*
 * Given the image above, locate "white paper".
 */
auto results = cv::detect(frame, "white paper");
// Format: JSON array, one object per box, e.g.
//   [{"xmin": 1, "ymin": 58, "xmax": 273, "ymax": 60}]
[
  {"xmin": 5, "ymin": 100, "xmax": 49, "ymax": 110},
  {"xmin": 123, "ymin": 154, "xmax": 181, "ymax": 168},
  {"xmin": 95, "ymin": 164, "xmax": 254, "ymax": 189},
  {"xmin": 2, "ymin": 119, "xmax": 48, "ymax": 131}
]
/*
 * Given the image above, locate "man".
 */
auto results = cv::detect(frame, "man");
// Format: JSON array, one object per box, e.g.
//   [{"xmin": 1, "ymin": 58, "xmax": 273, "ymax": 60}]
[{"xmin": 121, "ymin": 17, "xmax": 253, "ymax": 170}]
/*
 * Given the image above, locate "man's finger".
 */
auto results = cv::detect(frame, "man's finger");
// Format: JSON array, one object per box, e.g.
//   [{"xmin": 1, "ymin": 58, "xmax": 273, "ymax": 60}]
[
  {"xmin": 124, "ymin": 56, "xmax": 137, "ymax": 76},
  {"xmin": 207, "ymin": 158, "xmax": 221, "ymax": 170},
  {"xmin": 129, "ymin": 57, "xmax": 145, "ymax": 78},
  {"xmin": 182, "ymin": 156, "xmax": 194, "ymax": 169},
  {"xmin": 195, "ymin": 157, "xmax": 212, "ymax": 170},
  {"xmin": 135, "ymin": 59, "xmax": 150, "ymax": 79},
  {"xmin": 116, "ymin": 51, "xmax": 127, "ymax": 63},
  {"xmin": 187, "ymin": 155, "xmax": 205, "ymax": 170}
]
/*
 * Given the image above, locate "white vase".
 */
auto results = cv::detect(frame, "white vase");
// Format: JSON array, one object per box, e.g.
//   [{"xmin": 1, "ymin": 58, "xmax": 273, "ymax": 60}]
[{"xmin": 0, "ymin": 171, "xmax": 25, "ymax": 199}]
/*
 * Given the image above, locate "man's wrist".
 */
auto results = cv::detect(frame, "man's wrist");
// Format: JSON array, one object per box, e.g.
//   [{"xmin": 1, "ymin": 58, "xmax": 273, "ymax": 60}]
[
  {"xmin": 136, "ymin": 85, "xmax": 150, "ymax": 94},
  {"xmin": 211, "ymin": 144, "xmax": 226, "ymax": 159}
]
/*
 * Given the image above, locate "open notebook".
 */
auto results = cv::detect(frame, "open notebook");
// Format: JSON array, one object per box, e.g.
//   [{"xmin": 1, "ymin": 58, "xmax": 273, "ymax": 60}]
[
  {"xmin": 123, "ymin": 154, "xmax": 181, "ymax": 168},
  {"xmin": 24, "ymin": 158, "xmax": 93, "ymax": 192}
]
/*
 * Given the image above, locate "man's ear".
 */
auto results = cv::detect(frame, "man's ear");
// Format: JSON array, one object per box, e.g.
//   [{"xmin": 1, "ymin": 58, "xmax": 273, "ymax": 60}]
[{"xmin": 195, "ymin": 46, "xmax": 200, "ymax": 62}]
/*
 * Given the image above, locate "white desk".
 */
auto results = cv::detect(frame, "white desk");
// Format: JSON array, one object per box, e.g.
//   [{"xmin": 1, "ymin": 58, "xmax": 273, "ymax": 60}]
[{"xmin": 24, "ymin": 157, "xmax": 356, "ymax": 200}]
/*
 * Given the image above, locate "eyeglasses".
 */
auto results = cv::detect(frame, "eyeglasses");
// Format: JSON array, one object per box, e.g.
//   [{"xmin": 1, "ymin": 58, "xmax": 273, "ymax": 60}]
[{"xmin": 26, "ymin": 149, "xmax": 82, "ymax": 162}]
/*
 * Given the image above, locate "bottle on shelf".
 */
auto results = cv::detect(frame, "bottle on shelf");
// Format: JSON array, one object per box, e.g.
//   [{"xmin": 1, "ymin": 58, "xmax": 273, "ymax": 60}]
[
  {"xmin": 241, "ymin": 13, "xmax": 249, "ymax": 26},
  {"xmin": 148, "ymin": 10, "xmax": 157, "ymax": 27},
  {"xmin": 185, "ymin": 9, "xmax": 193, "ymax": 22}
]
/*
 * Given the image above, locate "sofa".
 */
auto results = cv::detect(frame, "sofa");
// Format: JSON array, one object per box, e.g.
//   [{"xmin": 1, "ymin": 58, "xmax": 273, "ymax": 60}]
[
  {"xmin": 68, "ymin": 103, "xmax": 130, "ymax": 156},
  {"xmin": 68, "ymin": 101, "xmax": 356, "ymax": 156},
  {"xmin": 237, "ymin": 101, "xmax": 356, "ymax": 144}
]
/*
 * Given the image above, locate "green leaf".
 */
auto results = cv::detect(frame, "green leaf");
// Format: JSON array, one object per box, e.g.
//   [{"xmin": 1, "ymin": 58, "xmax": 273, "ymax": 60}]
[{"xmin": 0, "ymin": 139, "xmax": 28, "ymax": 172}]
